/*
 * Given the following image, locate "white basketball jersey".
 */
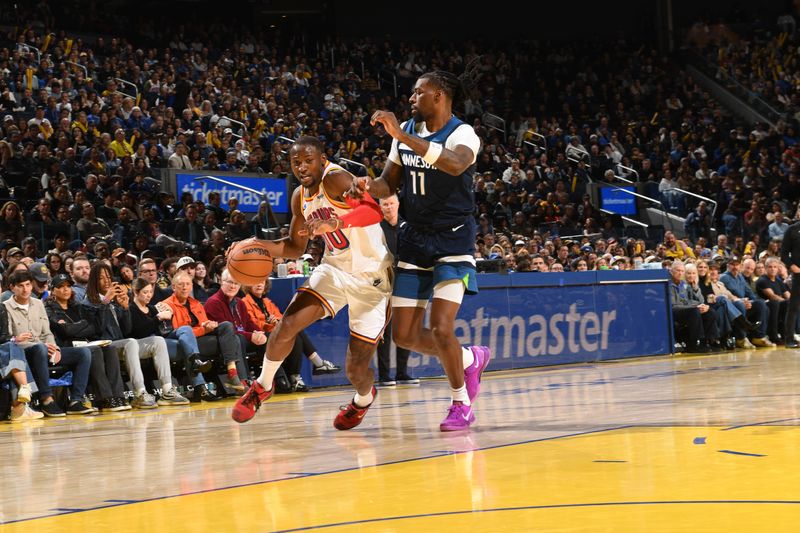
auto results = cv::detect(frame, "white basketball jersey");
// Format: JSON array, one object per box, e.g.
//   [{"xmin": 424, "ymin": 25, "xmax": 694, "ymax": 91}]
[{"xmin": 301, "ymin": 162, "xmax": 392, "ymax": 274}]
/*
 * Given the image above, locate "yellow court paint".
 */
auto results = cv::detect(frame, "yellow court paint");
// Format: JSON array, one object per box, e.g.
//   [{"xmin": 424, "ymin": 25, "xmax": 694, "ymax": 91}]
[
  {"xmin": 4, "ymin": 350, "xmax": 800, "ymax": 532},
  {"xmin": 4, "ymin": 425, "xmax": 800, "ymax": 533}
]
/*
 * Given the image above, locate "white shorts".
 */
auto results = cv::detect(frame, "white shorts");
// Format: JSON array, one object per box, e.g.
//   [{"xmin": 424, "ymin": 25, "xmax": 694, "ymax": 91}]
[{"xmin": 295, "ymin": 263, "xmax": 392, "ymax": 344}]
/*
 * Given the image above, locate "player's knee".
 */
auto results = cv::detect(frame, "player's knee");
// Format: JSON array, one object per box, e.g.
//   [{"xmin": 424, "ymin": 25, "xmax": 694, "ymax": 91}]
[
  {"xmin": 430, "ymin": 324, "xmax": 455, "ymax": 344},
  {"xmin": 393, "ymin": 328, "xmax": 415, "ymax": 349},
  {"xmin": 278, "ymin": 314, "xmax": 303, "ymax": 337}
]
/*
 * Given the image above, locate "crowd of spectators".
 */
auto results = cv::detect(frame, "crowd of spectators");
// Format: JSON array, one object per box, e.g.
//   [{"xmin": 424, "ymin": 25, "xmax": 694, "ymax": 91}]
[
  {"xmin": 3, "ymin": 6, "xmax": 800, "ymax": 415},
  {"xmin": 695, "ymin": 19, "xmax": 800, "ymax": 123}
]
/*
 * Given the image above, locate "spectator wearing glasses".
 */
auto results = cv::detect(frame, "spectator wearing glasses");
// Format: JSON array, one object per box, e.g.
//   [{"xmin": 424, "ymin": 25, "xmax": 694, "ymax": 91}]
[
  {"xmin": 205, "ymin": 269, "xmax": 281, "ymax": 385},
  {"xmin": 137, "ymin": 258, "xmax": 172, "ymax": 303},
  {"xmin": 163, "ymin": 270, "xmax": 248, "ymax": 394}
]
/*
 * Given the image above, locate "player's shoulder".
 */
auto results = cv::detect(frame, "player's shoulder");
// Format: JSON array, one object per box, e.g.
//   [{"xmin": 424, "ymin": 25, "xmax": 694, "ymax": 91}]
[
  {"xmin": 453, "ymin": 121, "xmax": 479, "ymax": 138},
  {"xmin": 448, "ymin": 121, "xmax": 481, "ymax": 152}
]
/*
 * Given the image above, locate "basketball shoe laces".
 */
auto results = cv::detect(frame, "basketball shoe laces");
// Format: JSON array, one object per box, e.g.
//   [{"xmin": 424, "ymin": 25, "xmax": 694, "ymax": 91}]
[
  {"xmin": 338, "ymin": 402, "xmax": 363, "ymax": 419},
  {"xmin": 242, "ymin": 386, "xmax": 263, "ymax": 412}
]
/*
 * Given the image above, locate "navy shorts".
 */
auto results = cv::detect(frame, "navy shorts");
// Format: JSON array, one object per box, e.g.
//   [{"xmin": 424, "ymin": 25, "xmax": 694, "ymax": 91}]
[
  {"xmin": 396, "ymin": 219, "xmax": 476, "ymax": 268},
  {"xmin": 393, "ymin": 219, "xmax": 478, "ymax": 301}
]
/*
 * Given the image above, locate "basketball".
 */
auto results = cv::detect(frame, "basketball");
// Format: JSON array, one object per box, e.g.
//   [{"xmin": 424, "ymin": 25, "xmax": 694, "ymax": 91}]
[{"xmin": 227, "ymin": 240, "xmax": 274, "ymax": 286}]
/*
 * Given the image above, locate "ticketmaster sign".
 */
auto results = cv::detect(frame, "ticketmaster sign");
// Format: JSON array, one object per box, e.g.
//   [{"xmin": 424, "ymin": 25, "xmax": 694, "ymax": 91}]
[
  {"xmin": 269, "ymin": 270, "xmax": 674, "ymax": 386},
  {"xmin": 173, "ymin": 171, "xmax": 290, "ymax": 214}
]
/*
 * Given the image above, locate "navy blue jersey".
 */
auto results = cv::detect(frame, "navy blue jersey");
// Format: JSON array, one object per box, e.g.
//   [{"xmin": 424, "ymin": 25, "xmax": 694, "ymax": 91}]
[{"xmin": 396, "ymin": 116, "xmax": 477, "ymax": 228}]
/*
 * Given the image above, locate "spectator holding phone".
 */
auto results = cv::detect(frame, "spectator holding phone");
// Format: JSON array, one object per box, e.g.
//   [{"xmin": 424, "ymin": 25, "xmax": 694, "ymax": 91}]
[{"xmin": 81, "ymin": 262, "xmax": 178, "ymax": 409}]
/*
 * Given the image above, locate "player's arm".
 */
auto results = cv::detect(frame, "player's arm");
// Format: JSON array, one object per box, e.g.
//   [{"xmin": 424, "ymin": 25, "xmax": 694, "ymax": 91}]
[
  {"xmin": 371, "ymin": 110, "xmax": 476, "ymax": 176},
  {"xmin": 247, "ymin": 188, "xmax": 309, "ymax": 259},
  {"xmin": 306, "ymin": 169, "xmax": 383, "ymax": 236},
  {"xmin": 363, "ymin": 159, "xmax": 404, "ymax": 200}
]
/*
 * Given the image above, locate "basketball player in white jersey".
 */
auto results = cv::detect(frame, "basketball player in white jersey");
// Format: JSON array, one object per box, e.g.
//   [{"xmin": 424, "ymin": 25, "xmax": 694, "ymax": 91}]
[{"xmin": 232, "ymin": 136, "xmax": 393, "ymax": 430}]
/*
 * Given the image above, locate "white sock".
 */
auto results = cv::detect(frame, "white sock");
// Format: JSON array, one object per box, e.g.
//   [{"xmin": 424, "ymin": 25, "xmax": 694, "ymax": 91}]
[
  {"xmin": 257, "ymin": 358, "xmax": 283, "ymax": 391},
  {"xmin": 451, "ymin": 385, "xmax": 470, "ymax": 405},
  {"xmin": 462, "ymin": 347, "xmax": 475, "ymax": 369},
  {"xmin": 162, "ymin": 383, "xmax": 173, "ymax": 393},
  {"xmin": 354, "ymin": 389, "xmax": 374, "ymax": 407},
  {"xmin": 308, "ymin": 352, "xmax": 323, "ymax": 367},
  {"xmin": 137, "ymin": 388, "xmax": 147, "ymax": 396}
]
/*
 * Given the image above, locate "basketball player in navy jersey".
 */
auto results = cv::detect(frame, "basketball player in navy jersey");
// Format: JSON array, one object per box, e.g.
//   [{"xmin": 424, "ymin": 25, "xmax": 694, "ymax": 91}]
[{"xmin": 358, "ymin": 70, "xmax": 491, "ymax": 431}]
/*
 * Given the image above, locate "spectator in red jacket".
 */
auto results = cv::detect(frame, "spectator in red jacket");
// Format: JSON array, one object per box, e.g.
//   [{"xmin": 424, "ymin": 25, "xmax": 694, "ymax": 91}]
[
  {"xmin": 164, "ymin": 271, "xmax": 247, "ymax": 393},
  {"xmin": 204, "ymin": 268, "xmax": 267, "ymax": 362}
]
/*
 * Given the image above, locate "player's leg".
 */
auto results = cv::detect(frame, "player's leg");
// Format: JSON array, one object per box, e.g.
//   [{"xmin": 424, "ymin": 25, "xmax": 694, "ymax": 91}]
[
  {"xmin": 257, "ymin": 264, "xmax": 346, "ymax": 389},
  {"xmin": 433, "ymin": 264, "xmax": 492, "ymax": 404},
  {"xmin": 394, "ymin": 264, "xmax": 490, "ymax": 431},
  {"xmin": 391, "ymin": 266, "xmax": 440, "ymax": 354},
  {"xmin": 261, "ymin": 292, "xmax": 326, "ymax": 370},
  {"xmin": 232, "ymin": 292, "xmax": 326, "ymax": 423},
  {"xmin": 429, "ymin": 293, "xmax": 465, "ymax": 390},
  {"xmin": 333, "ymin": 336, "xmax": 380, "ymax": 430},
  {"xmin": 429, "ymin": 276, "xmax": 489, "ymax": 432},
  {"xmin": 393, "ymin": 267, "xmax": 490, "ymax": 400},
  {"xmin": 333, "ymin": 270, "xmax": 390, "ymax": 430}
]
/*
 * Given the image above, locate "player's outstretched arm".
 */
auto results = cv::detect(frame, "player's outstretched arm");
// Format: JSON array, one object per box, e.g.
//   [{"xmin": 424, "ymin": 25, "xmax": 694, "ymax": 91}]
[
  {"xmin": 371, "ymin": 110, "xmax": 475, "ymax": 176},
  {"xmin": 348, "ymin": 159, "xmax": 403, "ymax": 201},
  {"xmin": 244, "ymin": 188, "xmax": 309, "ymax": 259},
  {"xmin": 305, "ymin": 169, "xmax": 383, "ymax": 236}
]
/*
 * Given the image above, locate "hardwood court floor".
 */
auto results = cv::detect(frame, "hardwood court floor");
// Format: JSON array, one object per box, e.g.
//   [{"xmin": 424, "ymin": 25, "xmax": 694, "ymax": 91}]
[{"xmin": 2, "ymin": 349, "xmax": 800, "ymax": 532}]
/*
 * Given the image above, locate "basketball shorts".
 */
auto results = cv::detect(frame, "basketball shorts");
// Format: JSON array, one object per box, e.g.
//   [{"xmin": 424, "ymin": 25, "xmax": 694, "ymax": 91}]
[
  {"xmin": 392, "ymin": 220, "xmax": 478, "ymax": 307},
  {"xmin": 296, "ymin": 263, "xmax": 392, "ymax": 344},
  {"xmin": 396, "ymin": 219, "xmax": 476, "ymax": 269},
  {"xmin": 392, "ymin": 260, "xmax": 478, "ymax": 307}
]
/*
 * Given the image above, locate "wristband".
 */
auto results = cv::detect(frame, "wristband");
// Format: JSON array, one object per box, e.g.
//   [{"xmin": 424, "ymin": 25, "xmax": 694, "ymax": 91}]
[{"xmin": 422, "ymin": 142, "xmax": 443, "ymax": 165}]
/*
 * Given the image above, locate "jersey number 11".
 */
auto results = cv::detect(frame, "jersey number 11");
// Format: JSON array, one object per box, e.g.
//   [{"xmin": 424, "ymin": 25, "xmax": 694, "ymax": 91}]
[{"xmin": 410, "ymin": 170, "xmax": 426, "ymax": 195}]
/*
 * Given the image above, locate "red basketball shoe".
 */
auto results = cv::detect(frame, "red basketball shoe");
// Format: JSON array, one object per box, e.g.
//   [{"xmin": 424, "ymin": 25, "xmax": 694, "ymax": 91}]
[
  {"xmin": 333, "ymin": 387, "xmax": 377, "ymax": 430},
  {"xmin": 231, "ymin": 380, "xmax": 273, "ymax": 423}
]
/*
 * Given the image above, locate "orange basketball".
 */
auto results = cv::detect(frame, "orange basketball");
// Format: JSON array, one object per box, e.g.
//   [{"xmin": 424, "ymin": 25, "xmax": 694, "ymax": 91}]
[{"xmin": 227, "ymin": 240, "xmax": 274, "ymax": 286}]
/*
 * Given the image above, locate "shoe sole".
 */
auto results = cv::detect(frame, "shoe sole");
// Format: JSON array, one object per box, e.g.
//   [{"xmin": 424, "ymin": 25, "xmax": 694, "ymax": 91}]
[
  {"xmin": 158, "ymin": 401, "xmax": 191, "ymax": 406},
  {"xmin": 232, "ymin": 411, "xmax": 255, "ymax": 423}
]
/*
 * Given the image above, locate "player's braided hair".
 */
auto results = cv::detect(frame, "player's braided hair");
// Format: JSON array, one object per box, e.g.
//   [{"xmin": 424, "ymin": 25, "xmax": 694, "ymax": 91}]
[{"xmin": 420, "ymin": 56, "xmax": 482, "ymax": 108}]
